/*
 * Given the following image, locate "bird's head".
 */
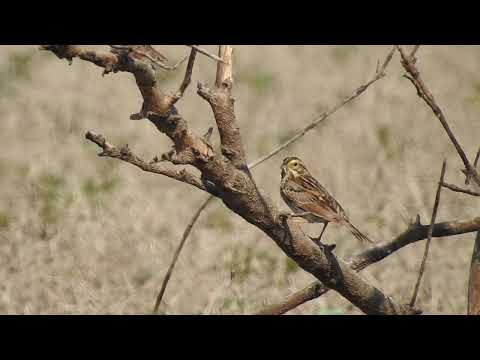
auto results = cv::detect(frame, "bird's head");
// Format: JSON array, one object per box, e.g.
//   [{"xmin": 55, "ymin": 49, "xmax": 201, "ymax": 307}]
[{"xmin": 281, "ymin": 157, "xmax": 309, "ymax": 178}]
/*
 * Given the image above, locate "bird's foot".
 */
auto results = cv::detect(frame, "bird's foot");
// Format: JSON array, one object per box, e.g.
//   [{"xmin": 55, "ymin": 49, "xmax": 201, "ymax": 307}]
[
  {"xmin": 310, "ymin": 236, "xmax": 336, "ymax": 252},
  {"xmin": 278, "ymin": 211, "xmax": 292, "ymax": 223}
]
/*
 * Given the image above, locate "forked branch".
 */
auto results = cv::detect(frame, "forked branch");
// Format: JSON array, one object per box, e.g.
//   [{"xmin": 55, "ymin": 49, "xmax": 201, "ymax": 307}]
[
  {"xmin": 85, "ymin": 131, "xmax": 213, "ymax": 194},
  {"xmin": 397, "ymin": 45, "xmax": 480, "ymax": 187},
  {"xmin": 257, "ymin": 216, "xmax": 480, "ymax": 315}
]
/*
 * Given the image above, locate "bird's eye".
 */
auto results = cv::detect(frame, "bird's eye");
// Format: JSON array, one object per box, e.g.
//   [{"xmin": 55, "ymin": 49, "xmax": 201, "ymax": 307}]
[{"xmin": 292, "ymin": 161, "xmax": 298, "ymax": 167}]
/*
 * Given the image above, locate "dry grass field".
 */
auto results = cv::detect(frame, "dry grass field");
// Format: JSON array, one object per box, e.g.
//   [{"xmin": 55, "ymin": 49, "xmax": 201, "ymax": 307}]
[{"xmin": 0, "ymin": 45, "xmax": 479, "ymax": 314}]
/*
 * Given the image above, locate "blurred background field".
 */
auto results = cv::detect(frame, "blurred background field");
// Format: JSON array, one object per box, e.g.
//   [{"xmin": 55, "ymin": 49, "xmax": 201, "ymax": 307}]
[{"xmin": 0, "ymin": 45, "xmax": 479, "ymax": 314}]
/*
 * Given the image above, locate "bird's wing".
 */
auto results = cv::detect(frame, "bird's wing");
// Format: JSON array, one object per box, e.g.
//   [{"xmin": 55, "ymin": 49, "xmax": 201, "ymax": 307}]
[{"xmin": 282, "ymin": 178, "xmax": 344, "ymax": 222}]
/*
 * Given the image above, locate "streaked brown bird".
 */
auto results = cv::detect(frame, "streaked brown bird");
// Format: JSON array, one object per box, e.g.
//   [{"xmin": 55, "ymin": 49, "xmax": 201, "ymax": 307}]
[{"xmin": 280, "ymin": 157, "xmax": 375, "ymax": 245}]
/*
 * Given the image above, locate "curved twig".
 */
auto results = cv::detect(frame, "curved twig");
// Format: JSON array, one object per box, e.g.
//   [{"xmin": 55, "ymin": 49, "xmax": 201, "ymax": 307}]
[
  {"xmin": 153, "ymin": 196, "xmax": 214, "ymax": 314},
  {"xmin": 397, "ymin": 45, "xmax": 480, "ymax": 187}
]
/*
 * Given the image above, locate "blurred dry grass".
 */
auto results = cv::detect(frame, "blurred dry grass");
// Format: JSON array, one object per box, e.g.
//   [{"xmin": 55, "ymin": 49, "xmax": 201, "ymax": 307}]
[{"xmin": 0, "ymin": 45, "xmax": 479, "ymax": 314}]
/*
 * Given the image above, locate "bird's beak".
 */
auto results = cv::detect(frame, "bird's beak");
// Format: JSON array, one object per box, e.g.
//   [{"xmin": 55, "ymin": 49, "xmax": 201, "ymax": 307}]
[{"xmin": 281, "ymin": 165, "xmax": 287, "ymax": 178}]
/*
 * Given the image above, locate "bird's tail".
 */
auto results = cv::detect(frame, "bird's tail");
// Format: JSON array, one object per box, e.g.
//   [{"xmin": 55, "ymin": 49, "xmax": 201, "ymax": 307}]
[{"xmin": 344, "ymin": 220, "xmax": 375, "ymax": 245}]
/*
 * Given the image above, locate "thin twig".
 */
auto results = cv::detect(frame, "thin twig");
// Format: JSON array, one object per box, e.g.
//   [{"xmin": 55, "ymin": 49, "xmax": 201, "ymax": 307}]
[
  {"xmin": 110, "ymin": 45, "xmax": 189, "ymax": 71},
  {"xmin": 186, "ymin": 45, "xmax": 227, "ymax": 64},
  {"xmin": 475, "ymin": 146, "xmax": 480, "ymax": 169},
  {"xmin": 168, "ymin": 47, "xmax": 198, "ymax": 107},
  {"xmin": 153, "ymin": 196, "xmax": 214, "ymax": 314},
  {"xmin": 409, "ymin": 45, "xmax": 421, "ymax": 59},
  {"xmin": 248, "ymin": 45, "xmax": 396, "ymax": 168},
  {"xmin": 397, "ymin": 45, "xmax": 480, "ymax": 187},
  {"xmin": 163, "ymin": 54, "xmax": 190, "ymax": 71},
  {"xmin": 410, "ymin": 160, "xmax": 447, "ymax": 308},
  {"xmin": 177, "ymin": 48, "xmax": 197, "ymax": 95},
  {"xmin": 152, "ymin": 45, "xmax": 397, "ymax": 312},
  {"xmin": 442, "ymin": 182, "xmax": 480, "ymax": 197}
]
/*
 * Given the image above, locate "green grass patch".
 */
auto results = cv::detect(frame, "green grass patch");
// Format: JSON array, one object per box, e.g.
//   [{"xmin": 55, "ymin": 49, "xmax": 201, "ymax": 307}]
[
  {"xmin": 205, "ymin": 207, "xmax": 234, "ymax": 232},
  {"xmin": 284, "ymin": 257, "xmax": 300, "ymax": 275},
  {"xmin": 0, "ymin": 211, "xmax": 13, "ymax": 229},
  {"xmin": 0, "ymin": 49, "xmax": 37, "ymax": 96},
  {"xmin": 36, "ymin": 173, "xmax": 67, "ymax": 225},
  {"xmin": 82, "ymin": 177, "xmax": 120, "ymax": 199},
  {"xmin": 237, "ymin": 68, "xmax": 277, "ymax": 94}
]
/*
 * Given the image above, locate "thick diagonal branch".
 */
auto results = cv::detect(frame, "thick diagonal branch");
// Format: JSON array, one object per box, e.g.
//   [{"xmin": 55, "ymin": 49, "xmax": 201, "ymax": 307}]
[
  {"xmin": 194, "ymin": 46, "xmax": 415, "ymax": 315},
  {"xmin": 257, "ymin": 216, "xmax": 480, "ymax": 315}
]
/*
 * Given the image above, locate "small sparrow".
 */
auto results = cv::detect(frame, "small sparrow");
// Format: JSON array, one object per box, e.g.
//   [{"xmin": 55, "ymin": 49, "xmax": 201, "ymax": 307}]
[{"xmin": 280, "ymin": 157, "xmax": 374, "ymax": 245}]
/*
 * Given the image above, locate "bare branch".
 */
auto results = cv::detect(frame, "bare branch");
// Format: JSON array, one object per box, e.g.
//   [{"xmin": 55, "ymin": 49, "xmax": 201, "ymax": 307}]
[
  {"xmin": 198, "ymin": 45, "xmax": 417, "ymax": 315},
  {"xmin": 397, "ymin": 45, "xmax": 480, "ymax": 187},
  {"xmin": 279, "ymin": 218, "xmax": 418, "ymax": 315},
  {"xmin": 198, "ymin": 45, "xmax": 246, "ymax": 168},
  {"xmin": 153, "ymin": 46, "xmax": 399, "ymax": 311},
  {"xmin": 468, "ymin": 231, "xmax": 480, "ymax": 314},
  {"xmin": 442, "ymin": 182, "xmax": 480, "ymax": 197},
  {"xmin": 43, "ymin": 45, "xmax": 217, "ymax": 167},
  {"xmin": 85, "ymin": 131, "xmax": 214, "ymax": 194},
  {"xmin": 256, "ymin": 216, "xmax": 480, "ymax": 315},
  {"xmin": 163, "ymin": 47, "xmax": 198, "ymax": 109},
  {"xmin": 215, "ymin": 45, "xmax": 234, "ymax": 88},
  {"xmin": 475, "ymin": 146, "xmax": 480, "ymax": 169},
  {"xmin": 153, "ymin": 196, "xmax": 214, "ymax": 314},
  {"xmin": 40, "ymin": 45, "xmax": 119, "ymax": 74},
  {"xmin": 109, "ymin": 45, "xmax": 188, "ymax": 71},
  {"xmin": 410, "ymin": 160, "xmax": 446, "ymax": 307},
  {"xmin": 175, "ymin": 48, "xmax": 197, "ymax": 98},
  {"xmin": 186, "ymin": 45, "xmax": 227, "ymax": 64}
]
